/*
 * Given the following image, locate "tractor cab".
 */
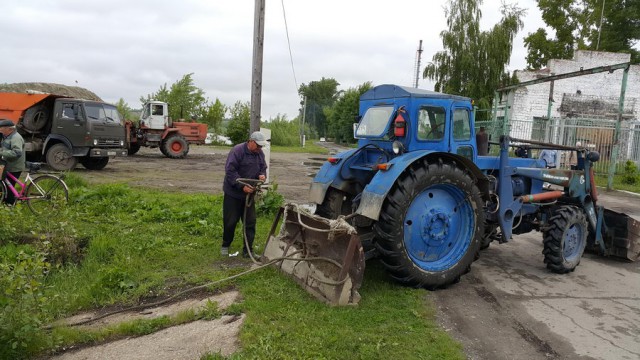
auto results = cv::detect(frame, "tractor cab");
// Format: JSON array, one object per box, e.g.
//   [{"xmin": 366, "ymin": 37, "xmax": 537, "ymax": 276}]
[{"xmin": 355, "ymin": 84, "xmax": 477, "ymax": 162}]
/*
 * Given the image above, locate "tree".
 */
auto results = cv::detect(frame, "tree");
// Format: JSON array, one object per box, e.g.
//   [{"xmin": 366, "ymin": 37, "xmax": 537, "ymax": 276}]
[
  {"xmin": 263, "ymin": 114, "xmax": 300, "ymax": 146},
  {"xmin": 423, "ymin": 0, "xmax": 524, "ymax": 106},
  {"xmin": 591, "ymin": 0, "xmax": 640, "ymax": 63},
  {"xmin": 140, "ymin": 73, "xmax": 207, "ymax": 121},
  {"xmin": 199, "ymin": 98, "xmax": 226, "ymax": 134},
  {"xmin": 326, "ymin": 82, "xmax": 372, "ymax": 144},
  {"xmin": 115, "ymin": 98, "xmax": 132, "ymax": 121},
  {"xmin": 525, "ymin": 0, "xmax": 640, "ymax": 69},
  {"xmin": 298, "ymin": 78, "xmax": 340, "ymax": 138},
  {"xmin": 226, "ymin": 101, "xmax": 251, "ymax": 145}
]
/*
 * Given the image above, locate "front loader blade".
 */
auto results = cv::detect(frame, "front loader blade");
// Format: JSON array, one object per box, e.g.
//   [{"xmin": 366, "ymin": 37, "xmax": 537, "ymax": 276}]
[
  {"xmin": 262, "ymin": 204, "xmax": 365, "ymax": 306},
  {"xmin": 603, "ymin": 209, "xmax": 640, "ymax": 261}
]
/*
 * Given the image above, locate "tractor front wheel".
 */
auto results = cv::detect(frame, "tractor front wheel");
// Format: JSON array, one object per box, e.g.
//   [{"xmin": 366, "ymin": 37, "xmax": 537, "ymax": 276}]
[
  {"xmin": 542, "ymin": 205, "xmax": 587, "ymax": 273},
  {"xmin": 315, "ymin": 189, "xmax": 351, "ymax": 219},
  {"xmin": 161, "ymin": 134, "xmax": 189, "ymax": 159},
  {"xmin": 374, "ymin": 158, "xmax": 484, "ymax": 289}
]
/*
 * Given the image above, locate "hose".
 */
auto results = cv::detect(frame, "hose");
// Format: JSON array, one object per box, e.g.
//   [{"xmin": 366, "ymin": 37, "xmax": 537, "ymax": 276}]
[{"xmin": 49, "ymin": 252, "xmax": 347, "ymax": 329}]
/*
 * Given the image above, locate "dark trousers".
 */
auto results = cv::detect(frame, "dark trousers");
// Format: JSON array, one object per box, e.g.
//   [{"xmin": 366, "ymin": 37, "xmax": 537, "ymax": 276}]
[
  {"xmin": 222, "ymin": 193, "xmax": 256, "ymax": 252},
  {"xmin": 5, "ymin": 171, "xmax": 21, "ymax": 204}
]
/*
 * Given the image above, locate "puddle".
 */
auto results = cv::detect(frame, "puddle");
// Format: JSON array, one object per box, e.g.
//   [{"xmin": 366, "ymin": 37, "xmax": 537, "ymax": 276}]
[{"xmin": 302, "ymin": 161, "xmax": 324, "ymax": 167}]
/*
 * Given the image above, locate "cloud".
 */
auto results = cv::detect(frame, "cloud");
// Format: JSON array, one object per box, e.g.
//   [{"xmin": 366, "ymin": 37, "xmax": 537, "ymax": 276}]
[{"xmin": 0, "ymin": 0, "xmax": 543, "ymax": 121}]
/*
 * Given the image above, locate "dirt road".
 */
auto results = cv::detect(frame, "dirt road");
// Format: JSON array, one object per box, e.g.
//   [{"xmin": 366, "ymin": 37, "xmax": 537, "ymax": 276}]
[
  {"xmin": 74, "ymin": 144, "xmax": 640, "ymax": 360},
  {"xmin": 76, "ymin": 145, "xmax": 326, "ymax": 202}
]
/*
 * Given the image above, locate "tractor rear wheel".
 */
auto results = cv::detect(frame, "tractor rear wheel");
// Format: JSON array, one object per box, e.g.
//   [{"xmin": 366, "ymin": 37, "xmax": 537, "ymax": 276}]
[
  {"xmin": 161, "ymin": 134, "xmax": 189, "ymax": 159},
  {"xmin": 542, "ymin": 205, "xmax": 587, "ymax": 273},
  {"xmin": 374, "ymin": 158, "xmax": 484, "ymax": 289},
  {"xmin": 128, "ymin": 143, "xmax": 141, "ymax": 155}
]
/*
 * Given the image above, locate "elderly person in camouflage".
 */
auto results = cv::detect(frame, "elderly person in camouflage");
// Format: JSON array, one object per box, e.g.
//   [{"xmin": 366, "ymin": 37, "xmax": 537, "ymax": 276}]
[{"xmin": 0, "ymin": 119, "xmax": 26, "ymax": 204}]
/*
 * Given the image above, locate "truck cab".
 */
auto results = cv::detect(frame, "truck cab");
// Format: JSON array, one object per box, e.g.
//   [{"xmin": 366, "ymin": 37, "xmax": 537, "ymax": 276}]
[{"xmin": 0, "ymin": 92, "xmax": 127, "ymax": 171}]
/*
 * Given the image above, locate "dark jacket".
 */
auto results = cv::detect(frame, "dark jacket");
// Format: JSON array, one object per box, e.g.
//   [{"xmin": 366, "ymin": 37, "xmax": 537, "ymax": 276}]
[
  {"xmin": 223, "ymin": 142, "xmax": 267, "ymax": 199},
  {"xmin": 1, "ymin": 130, "xmax": 26, "ymax": 172}
]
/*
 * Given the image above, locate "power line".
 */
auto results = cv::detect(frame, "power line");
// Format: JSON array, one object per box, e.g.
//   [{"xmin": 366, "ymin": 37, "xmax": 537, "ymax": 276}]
[{"xmin": 281, "ymin": 0, "xmax": 298, "ymax": 92}]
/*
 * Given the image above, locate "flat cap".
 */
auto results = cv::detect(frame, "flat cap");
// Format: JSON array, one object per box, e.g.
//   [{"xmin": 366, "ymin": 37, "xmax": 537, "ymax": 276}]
[
  {"xmin": 0, "ymin": 119, "xmax": 15, "ymax": 128},
  {"xmin": 250, "ymin": 131, "xmax": 269, "ymax": 146}
]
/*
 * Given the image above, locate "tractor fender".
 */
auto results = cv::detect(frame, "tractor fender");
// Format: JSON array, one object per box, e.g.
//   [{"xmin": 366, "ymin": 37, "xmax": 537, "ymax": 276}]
[
  {"xmin": 161, "ymin": 127, "xmax": 180, "ymax": 139},
  {"xmin": 355, "ymin": 151, "xmax": 488, "ymax": 221},
  {"xmin": 309, "ymin": 148, "xmax": 360, "ymax": 204}
]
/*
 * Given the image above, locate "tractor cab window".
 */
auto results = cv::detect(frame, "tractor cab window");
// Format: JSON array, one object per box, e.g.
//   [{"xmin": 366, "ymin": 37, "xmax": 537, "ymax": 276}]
[
  {"xmin": 152, "ymin": 104, "xmax": 164, "ymax": 116},
  {"xmin": 142, "ymin": 104, "xmax": 150, "ymax": 119},
  {"xmin": 355, "ymin": 106, "xmax": 393, "ymax": 137},
  {"xmin": 453, "ymin": 109, "xmax": 471, "ymax": 140},
  {"xmin": 417, "ymin": 106, "xmax": 446, "ymax": 141}
]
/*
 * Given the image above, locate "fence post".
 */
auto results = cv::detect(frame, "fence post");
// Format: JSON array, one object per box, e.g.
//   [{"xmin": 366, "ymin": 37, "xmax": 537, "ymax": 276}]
[{"xmin": 607, "ymin": 65, "xmax": 630, "ymax": 191}]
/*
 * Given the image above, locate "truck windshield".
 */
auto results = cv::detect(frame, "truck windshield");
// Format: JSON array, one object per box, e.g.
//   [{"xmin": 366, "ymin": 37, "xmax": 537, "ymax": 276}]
[
  {"xmin": 85, "ymin": 104, "xmax": 122, "ymax": 124},
  {"xmin": 355, "ymin": 106, "xmax": 393, "ymax": 137}
]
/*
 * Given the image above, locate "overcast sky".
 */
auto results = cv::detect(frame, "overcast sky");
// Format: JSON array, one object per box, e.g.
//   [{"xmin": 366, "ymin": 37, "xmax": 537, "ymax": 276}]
[{"xmin": 1, "ymin": 0, "xmax": 545, "ymax": 120}]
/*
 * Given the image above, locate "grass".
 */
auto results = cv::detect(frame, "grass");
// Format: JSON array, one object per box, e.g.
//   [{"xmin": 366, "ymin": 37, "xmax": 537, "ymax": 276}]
[
  {"xmin": 0, "ymin": 173, "xmax": 463, "ymax": 359},
  {"xmin": 594, "ymin": 173, "xmax": 640, "ymax": 193}
]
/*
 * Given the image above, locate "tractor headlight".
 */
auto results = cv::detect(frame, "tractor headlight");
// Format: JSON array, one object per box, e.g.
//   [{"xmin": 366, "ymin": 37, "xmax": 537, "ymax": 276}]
[
  {"xmin": 120, "ymin": 140, "xmax": 125, "ymax": 147},
  {"xmin": 392, "ymin": 141, "xmax": 404, "ymax": 155},
  {"xmin": 93, "ymin": 139, "xmax": 98, "ymax": 146}
]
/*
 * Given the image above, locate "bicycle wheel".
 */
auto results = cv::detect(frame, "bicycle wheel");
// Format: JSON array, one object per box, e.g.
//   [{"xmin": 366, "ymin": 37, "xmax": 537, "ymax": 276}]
[
  {"xmin": 0, "ymin": 180, "xmax": 7, "ymax": 204},
  {"xmin": 26, "ymin": 175, "xmax": 69, "ymax": 215}
]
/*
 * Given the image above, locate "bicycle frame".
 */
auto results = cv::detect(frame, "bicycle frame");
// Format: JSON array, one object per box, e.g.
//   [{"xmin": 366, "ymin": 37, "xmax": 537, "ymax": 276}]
[{"xmin": 2, "ymin": 171, "xmax": 33, "ymax": 201}]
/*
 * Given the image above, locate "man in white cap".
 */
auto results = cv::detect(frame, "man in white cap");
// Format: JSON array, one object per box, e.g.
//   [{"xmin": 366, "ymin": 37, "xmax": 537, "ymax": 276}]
[
  {"xmin": 221, "ymin": 131, "xmax": 268, "ymax": 258},
  {"xmin": 0, "ymin": 119, "xmax": 26, "ymax": 204}
]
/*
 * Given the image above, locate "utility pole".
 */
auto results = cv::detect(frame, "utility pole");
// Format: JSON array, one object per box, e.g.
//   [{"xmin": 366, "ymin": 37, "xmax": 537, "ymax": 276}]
[
  {"xmin": 250, "ymin": 0, "xmax": 266, "ymax": 134},
  {"xmin": 414, "ymin": 40, "xmax": 423, "ymax": 88},
  {"xmin": 300, "ymin": 96, "xmax": 307, "ymax": 146},
  {"xmin": 596, "ymin": 0, "xmax": 606, "ymax": 50}
]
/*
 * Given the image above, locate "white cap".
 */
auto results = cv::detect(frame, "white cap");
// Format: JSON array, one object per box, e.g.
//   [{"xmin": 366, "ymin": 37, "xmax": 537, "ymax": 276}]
[{"xmin": 250, "ymin": 131, "xmax": 269, "ymax": 146}]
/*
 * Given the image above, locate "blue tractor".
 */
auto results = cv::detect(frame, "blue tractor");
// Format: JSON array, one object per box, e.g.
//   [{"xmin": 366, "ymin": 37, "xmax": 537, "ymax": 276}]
[{"xmin": 263, "ymin": 84, "xmax": 639, "ymax": 305}]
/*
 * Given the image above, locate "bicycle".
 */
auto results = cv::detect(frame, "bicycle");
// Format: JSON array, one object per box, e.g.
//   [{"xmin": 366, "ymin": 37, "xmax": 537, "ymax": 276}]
[{"xmin": 0, "ymin": 161, "xmax": 69, "ymax": 215}]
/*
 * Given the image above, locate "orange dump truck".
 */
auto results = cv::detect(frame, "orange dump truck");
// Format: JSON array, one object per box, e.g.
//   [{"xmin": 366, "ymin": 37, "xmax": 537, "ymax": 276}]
[
  {"xmin": 0, "ymin": 92, "xmax": 127, "ymax": 170},
  {"xmin": 126, "ymin": 101, "xmax": 207, "ymax": 158}
]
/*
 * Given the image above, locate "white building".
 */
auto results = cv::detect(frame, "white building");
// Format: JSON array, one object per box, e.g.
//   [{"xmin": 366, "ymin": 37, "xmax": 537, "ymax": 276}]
[{"xmin": 498, "ymin": 50, "xmax": 640, "ymax": 167}]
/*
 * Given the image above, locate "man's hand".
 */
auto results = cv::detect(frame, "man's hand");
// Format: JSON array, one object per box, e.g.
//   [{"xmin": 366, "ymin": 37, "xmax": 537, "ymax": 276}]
[
  {"xmin": 258, "ymin": 175, "xmax": 266, "ymax": 181},
  {"xmin": 243, "ymin": 185, "xmax": 255, "ymax": 194}
]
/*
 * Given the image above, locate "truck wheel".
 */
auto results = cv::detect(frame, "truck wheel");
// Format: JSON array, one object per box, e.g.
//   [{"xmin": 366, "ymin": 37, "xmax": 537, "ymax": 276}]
[
  {"xmin": 22, "ymin": 105, "xmax": 49, "ymax": 133},
  {"xmin": 315, "ymin": 189, "xmax": 351, "ymax": 219},
  {"xmin": 542, "ymin": 205, "xmax": 587, "ymax": 273},
  {"xmin": 128, "ymin": 143, "xmax": 141, "ymax": 155},
  {"xmin": 374, "ymin": 158, "xmax": 484, "ymax": 289},
  {"xmin": 46, "ymin": 143, "xmax": 77, "ymax": 171},
  {"xmin": 161, "ymin": 134, "xmax": 189, "ymax": 159},
  {"xmin": 80, "ymin": 156, "xmax": 109, "ymax": 170}
]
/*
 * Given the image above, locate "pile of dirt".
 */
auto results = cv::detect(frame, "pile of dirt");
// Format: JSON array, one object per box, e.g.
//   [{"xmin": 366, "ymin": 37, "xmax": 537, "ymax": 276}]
[{"xmin": 0, "ymin": 82, "xmax": 102, "ymax": 101}]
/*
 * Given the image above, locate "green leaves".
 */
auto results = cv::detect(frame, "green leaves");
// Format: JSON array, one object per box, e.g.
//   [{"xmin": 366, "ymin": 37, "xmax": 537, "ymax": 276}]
[
  {"xmin": 424, "ymin": 0, "xmax": 524, "ymax": 104},
  {"xmin": 525, "ymin": 0, "xmax": 640, "ymax": 69}
]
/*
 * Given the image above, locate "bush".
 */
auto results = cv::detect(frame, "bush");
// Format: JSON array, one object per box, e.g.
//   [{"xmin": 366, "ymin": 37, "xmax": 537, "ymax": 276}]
[
  {"xmin": 0, "ymin": 249, "xmax": 56, "ymax": 359},
  {"xmin": 256, "ymin": 182, "xmax": 284, "ymax": 216},
  {"xmin": 622, "ymin": 160, "xmax": 639, "ymax": 185}
]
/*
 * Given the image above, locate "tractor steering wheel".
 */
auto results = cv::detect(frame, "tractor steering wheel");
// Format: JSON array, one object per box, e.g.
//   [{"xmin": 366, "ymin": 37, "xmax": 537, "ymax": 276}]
[{"xmin": 426, "ymin": 123, "xmax": 444, "ymax": 140}]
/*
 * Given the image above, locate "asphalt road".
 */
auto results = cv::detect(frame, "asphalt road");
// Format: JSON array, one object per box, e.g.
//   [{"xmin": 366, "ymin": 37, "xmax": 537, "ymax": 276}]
[{"xmin": 434, "ymin": 190, "xmax": 640, "ymax": 360}]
